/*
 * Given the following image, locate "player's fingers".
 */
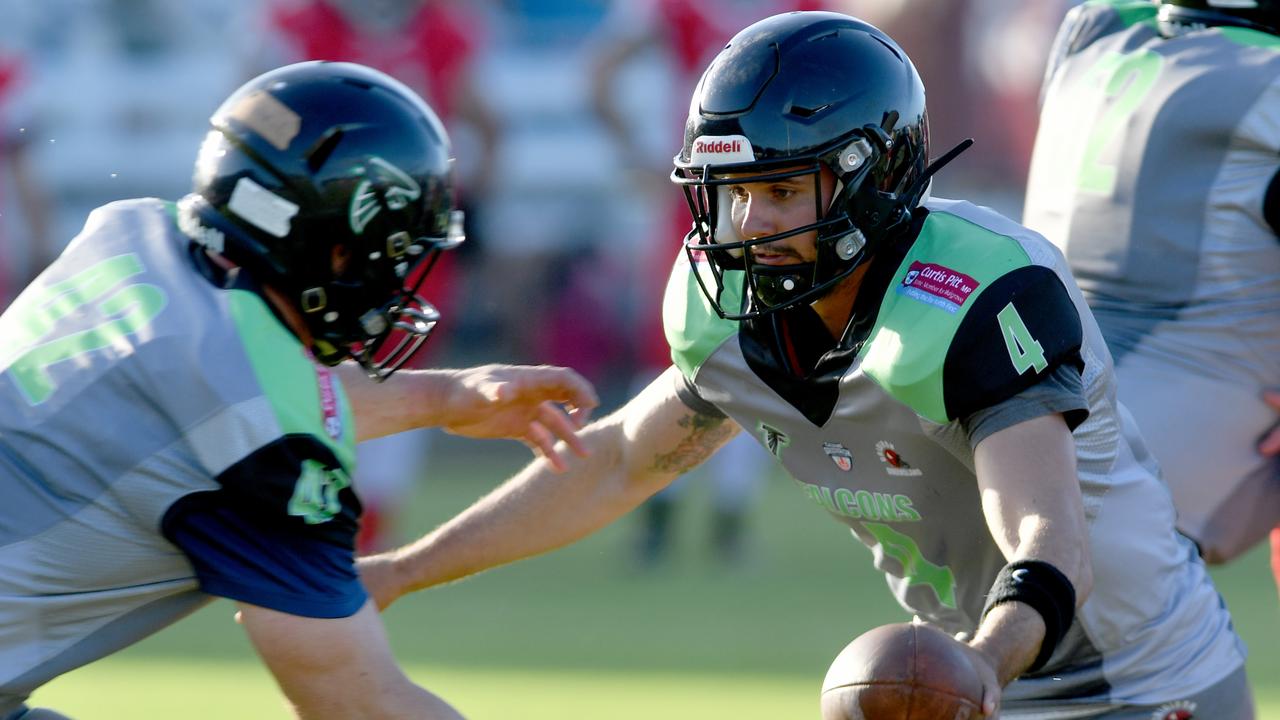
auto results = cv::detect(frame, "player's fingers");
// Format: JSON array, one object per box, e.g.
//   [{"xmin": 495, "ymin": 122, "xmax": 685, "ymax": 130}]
[
  {"xmin": 568, "ymin": 402, "xmax": 595, "ymax": 428},
  {"xmin": 1263, "ymin": 389, "xmax": 1280, "ymax": 412},
  {"xmin": 1270, "ymin": 527, "xmax": 1280, "ymax": 600},
  {"xmin": 522, "ymin": 421, "xmax": 565, "ymax": 472},
  {"xmin": 981, "ymin": 683, "xmax": 1000, "ymax": 718},
  {"xmin": 539, "ymin": 401, "xmax": 590, "ymax": 458},
  {"xmin": 512, "ymin": 366, "xmax": 600, "ymax": 412},
  {"xmin": 479, "ymin": 378, "xmax": 511, "ymax": 404},
  {"xmin": 554, "ymin": 369, "xmax": 600, "ymax": 414},
  {"xmin": 969, "ymin": 652, "xmax": 1001, "ymax": 718}
]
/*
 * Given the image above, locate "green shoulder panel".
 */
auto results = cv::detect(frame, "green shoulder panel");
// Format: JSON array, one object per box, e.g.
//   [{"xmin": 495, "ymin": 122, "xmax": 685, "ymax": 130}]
[
  {"xmin": 1221, "ymin": 26, "xmax": 1280, "ymax": 50},
  {"xmin": 1084, "ymin": 0, "xmax": 1158, "ymax": 28},
  {"xmin": 227, "ymin": 289, "xmax": 357, "ymax": 470},
  {"xmin": 662, "ymin": 254, "xmax": 742, "ymax": 379},
  {"xmin": 858, "ymin": 212, "xmax": 1032, "ymax": 424}
]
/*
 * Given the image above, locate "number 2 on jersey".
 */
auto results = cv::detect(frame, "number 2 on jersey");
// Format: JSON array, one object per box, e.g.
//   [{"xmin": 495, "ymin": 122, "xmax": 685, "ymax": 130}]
[
  {"xmin": 1078, "ymin": 49, "xmax": 1164, "ymax": 195},
  {"xmin": 3, "ymin": 253, "xmax": 167, "ymax": 405}
]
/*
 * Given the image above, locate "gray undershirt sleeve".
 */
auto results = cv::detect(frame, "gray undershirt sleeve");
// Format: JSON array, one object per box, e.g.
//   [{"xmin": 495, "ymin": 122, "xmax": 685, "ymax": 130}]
[{"xmin": 961, "ymin": 362, "xmax": 1089, "ymax": 450}]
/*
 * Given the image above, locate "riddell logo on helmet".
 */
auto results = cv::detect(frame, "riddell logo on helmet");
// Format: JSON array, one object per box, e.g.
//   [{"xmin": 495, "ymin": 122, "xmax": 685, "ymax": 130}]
[
  {"xmin": 689, "ymin": 134, "xmax": 756, "ymax": 165},
  {"xmin": 694, "ymin": 139, "xmax": 742, "ymax": 154}
]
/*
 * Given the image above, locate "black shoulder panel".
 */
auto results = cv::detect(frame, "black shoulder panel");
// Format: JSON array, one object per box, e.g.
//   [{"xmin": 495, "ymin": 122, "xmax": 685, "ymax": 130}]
[{"xmin": 944, "ymin": 266, "xmax": 1084, "ymax": 420}]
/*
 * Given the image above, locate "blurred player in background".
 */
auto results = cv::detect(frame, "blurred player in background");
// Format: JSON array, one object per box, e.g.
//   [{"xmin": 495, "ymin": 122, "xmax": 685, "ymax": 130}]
[
  {"xmin": 262, "ymin": 0, "xmax": 503, "ymax": 552},
  {"xmin": 362, "ymin": 12, "xmax": 1253, "ymax": 717},
  {"xmin": 0, "ymin": 61, "xmax": 595, "ymax": 720},
  {"xmin": 590, "ymin": 0, "xmax": 824, "ymax": 568},
  {"xmin": 1023, "ymin": 0, "xmax": 1280, "ymax": 600},
  {"xmin": 0, "ymin": 46, "xmax": 53, "ymax": 310}
]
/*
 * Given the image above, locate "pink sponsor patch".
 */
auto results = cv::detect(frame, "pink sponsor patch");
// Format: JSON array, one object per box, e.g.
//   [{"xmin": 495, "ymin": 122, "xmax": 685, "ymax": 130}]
[{"xmin": 896, "ymin": 261, "xmax": 980, "ymax": 313}]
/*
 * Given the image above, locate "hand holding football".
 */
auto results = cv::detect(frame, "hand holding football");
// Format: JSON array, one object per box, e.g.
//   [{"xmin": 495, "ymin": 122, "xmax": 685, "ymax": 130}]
[{"xmin": 820, "ymin": 622, "xmax": 984, "ymax": 720}]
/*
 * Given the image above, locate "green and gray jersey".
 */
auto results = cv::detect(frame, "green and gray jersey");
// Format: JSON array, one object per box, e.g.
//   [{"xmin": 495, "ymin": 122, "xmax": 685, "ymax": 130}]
[
  {"xmin": 1024, "ymin": 0, "xmax": 1280, "ymax": 380},
  {"xmin": 664, "ymin": 197, "xmax": 1244, "ymax": 708},
  {"xmin": 0, "ymin": 199, "xmax": 364, "ymax": 713}
]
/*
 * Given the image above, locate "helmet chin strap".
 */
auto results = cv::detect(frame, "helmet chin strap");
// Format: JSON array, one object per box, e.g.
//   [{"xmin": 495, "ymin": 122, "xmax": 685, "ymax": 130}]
[{"xmin": 751, "ymin": 260, "xmax": 819, "ymax": 308}]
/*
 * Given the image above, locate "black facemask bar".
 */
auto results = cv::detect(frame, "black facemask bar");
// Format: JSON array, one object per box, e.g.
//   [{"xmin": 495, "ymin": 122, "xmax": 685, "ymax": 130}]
[{"xmin": 347, "ymin": 209, "xmax": 465, "ymax": 381}]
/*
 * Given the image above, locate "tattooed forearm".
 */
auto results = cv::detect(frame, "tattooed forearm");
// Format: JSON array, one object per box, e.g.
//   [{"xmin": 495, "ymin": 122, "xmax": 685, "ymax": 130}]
[{"xmin": 650, "ymin": 411, "xmax": 736, "ymax": 474}]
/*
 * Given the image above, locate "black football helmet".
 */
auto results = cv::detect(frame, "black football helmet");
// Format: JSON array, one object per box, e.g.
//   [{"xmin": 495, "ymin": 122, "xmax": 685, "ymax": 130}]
[
  {"xmin": 1159, "ymin": 0, "xmax": 1279, "ymax": 35},
  {"xmin": 672, "ymin": 11, "xmax": 930, "ymax": 319},
  {"xmin": 179, "ymin": 61, "xmax": 464, "ymax": 378}
]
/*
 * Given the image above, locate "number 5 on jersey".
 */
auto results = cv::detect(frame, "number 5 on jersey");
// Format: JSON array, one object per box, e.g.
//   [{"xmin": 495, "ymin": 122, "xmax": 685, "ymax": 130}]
[
  {"xmin": 2, "ymin": 254, "xmax": 168, "ymax": 405},
  {"xmin": 997, "ymin": 302, "xmax": 1047, "ymax": 375}
]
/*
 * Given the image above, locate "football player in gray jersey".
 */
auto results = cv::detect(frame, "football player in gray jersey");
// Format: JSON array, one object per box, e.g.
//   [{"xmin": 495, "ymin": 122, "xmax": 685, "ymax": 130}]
[
  {"xmin": 359, "ymin": 12, "xmax": 1253, "ymax": 719},
  {"xmin": 1024, "ymin": 0, "xmax": 1280, "ymax": 600},
  {"xmin": 0, "ymin": 62, "xmax": 597, "ymax": 720}
]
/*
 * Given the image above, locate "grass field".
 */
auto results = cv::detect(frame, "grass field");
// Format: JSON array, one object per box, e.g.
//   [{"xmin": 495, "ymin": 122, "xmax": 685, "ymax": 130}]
[{"xmin": 32, "ymin": 437, "xmax": 1280, "ymax": 718}]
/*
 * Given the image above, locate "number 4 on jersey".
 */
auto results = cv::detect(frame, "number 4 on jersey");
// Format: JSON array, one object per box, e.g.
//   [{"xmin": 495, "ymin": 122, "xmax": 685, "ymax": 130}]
[{"xmin": 997, "ymin": 302, "xmax": 1047, "ymax": 375}]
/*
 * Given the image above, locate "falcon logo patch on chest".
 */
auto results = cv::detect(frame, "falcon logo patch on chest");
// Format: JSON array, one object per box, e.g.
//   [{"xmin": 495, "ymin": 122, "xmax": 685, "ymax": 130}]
[{"xmin": 759, "ymin": 422, "xmax": 790, "ymax": 459}]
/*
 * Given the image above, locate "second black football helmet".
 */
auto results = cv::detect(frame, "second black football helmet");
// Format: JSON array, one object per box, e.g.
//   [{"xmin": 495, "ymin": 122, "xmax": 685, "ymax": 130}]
[
  {"xmin": 672, "ymin": 11, "xmax": 930, "ymax": 319},
  {"xmin": 179, "ymin": 61, "xmax": 464, "ymax": 378}
]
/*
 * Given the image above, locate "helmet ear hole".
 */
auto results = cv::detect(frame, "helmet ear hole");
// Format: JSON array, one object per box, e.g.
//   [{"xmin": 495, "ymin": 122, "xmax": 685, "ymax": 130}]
[
  {"xmin": 386, "ymin": 232, "xmax": 412, "ymax": 259},
  {"xmin": 331, "ymin": 244, "xmax": 352, "ymax": 276}
]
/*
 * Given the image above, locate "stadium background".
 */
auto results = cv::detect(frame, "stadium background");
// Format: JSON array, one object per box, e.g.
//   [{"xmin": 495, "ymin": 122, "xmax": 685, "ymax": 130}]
[{"xmin": 0, "ymin": 0, "xmax": 1274, "ymax": 717}]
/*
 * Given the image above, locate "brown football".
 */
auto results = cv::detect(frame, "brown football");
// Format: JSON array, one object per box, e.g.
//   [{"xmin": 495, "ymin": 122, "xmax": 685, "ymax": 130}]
[{"xmin": 820, "ymin": 622, "xmax": 984, "ymax": 720}]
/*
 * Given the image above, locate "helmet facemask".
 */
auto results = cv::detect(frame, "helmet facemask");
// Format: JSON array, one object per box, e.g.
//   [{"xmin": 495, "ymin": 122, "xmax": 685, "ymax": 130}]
[
  {"xmin": 674, "ymin": 128, "xmax": 912, "ymax": 320},
  {"xmin": 307, "ymin": 206, "xmax": 466, "ymax": 379}
]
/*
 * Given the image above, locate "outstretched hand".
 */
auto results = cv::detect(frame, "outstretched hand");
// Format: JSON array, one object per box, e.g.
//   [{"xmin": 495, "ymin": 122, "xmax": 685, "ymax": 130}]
[
  {"xmin": 436, "ymin": 364, "xmax": 599, "ymax": 471},
  {"xmin": 957, "ymin": 641, "xmax": 1002, "ymax": 718},
  {"xmin": 356, "ymin": 551, "xmax": 403, "ymax": 611}
]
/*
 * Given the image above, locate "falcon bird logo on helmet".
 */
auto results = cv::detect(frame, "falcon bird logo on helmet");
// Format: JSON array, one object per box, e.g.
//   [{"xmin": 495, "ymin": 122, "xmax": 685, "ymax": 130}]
[
  {"xmin": 672, "ymin": 11, "xmax": 940, "ymax": 320},
  {"xmin": 349, "ymin": 157, "xmax": 423, "ymax": 236},
  {"xmin": 178, "ymin": 61, "xmax": 465, "ymax": 379}
]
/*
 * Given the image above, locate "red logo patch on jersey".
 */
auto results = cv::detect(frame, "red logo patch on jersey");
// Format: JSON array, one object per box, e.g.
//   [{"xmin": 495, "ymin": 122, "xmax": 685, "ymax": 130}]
[
  {"xmin": 875, "ymin": 441, "xmax": 923, "ymax": 477},
  {"xmin": 896, "ymin": 261, "xmax": 980, "ymax": 314}
]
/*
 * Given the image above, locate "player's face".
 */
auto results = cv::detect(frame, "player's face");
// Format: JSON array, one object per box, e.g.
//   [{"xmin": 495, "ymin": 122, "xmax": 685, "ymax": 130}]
[{"xmin": 723, "ymin": 165, "xmax": 836, "ymax": 267}]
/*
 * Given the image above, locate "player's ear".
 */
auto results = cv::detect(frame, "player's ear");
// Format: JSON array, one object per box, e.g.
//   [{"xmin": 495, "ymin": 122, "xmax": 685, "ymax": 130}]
[{"xmin": 331, "ymin": 243, "xmax": 352, "ymax": 276}]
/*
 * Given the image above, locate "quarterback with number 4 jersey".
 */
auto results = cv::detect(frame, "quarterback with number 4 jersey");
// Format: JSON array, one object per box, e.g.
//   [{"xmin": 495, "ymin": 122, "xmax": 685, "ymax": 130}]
[{"xmin": 360, "ymin": 12, "xmax": 1253, "ymax": 718}]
